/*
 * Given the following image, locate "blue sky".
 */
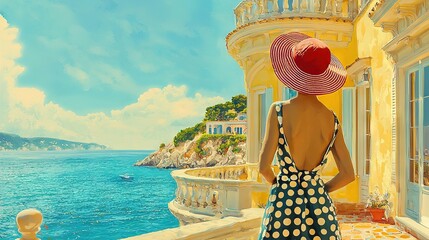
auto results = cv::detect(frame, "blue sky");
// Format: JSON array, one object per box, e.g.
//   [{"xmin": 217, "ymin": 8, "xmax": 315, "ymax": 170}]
[{"xmin": 0, "ymin": 0, "xmax": 244, "ymax": 149}]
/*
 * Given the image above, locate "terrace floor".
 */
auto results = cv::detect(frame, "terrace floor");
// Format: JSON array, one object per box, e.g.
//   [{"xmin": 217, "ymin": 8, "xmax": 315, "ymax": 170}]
[
  {"xmin": 337, "ymin": 203, "xmax": 417, "ymax": 240},
  {"xmin": 124, "ymin": 204, "xmax": 421, "ymax": 240},
  {"xmin": 339, "ymin": 218, "xmax": 416, "ymax": 239}
]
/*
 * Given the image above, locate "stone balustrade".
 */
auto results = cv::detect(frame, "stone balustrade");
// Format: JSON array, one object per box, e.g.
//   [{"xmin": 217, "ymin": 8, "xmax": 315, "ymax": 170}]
[
  {"xmin": 234, "ymin": 0, "xmax": 354, "ymax": 27},
  {"xmin": 16, "ymin": 209, "xmax": 43, "ymax": 240},
  {"xmin": 185, "ymin": 164, "xmax": 256, "ymax": 180},
  {"xmin": 169, "ymin": 165, "xmax": 267, "ymax": 225}
]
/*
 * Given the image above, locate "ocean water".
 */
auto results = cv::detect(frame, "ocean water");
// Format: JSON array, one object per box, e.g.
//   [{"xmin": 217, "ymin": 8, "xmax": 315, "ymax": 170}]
[{"xmin": 0, "ymin": 150, "xmax": 179, "ymax": 239}]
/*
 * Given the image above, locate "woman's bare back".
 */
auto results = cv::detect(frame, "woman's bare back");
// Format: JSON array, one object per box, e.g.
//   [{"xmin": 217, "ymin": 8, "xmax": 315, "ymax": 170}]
[{"xmin": 282, "ymin": 98, "xmax": 335, "ymax": 171}]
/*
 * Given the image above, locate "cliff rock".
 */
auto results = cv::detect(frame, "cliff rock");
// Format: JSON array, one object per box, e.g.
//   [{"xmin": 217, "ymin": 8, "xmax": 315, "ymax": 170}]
[{"xmin": 134, "ymin": 134, "xmax": 246, "ymax": 169}]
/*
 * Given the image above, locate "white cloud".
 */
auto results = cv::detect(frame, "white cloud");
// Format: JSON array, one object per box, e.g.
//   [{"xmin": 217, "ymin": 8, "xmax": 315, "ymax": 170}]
[
  {"xmin": 64, "ymin": 64, "xmax": 90, "ymax": 90},
  {"xmin": 0, "ymin": 16, "xmax": 224, "ymax": 149}
]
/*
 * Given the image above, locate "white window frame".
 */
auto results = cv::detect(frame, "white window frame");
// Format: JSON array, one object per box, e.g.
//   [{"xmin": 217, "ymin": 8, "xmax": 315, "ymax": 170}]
[{"xmin": 356, "ymin": 70, "xmax": 372, "ymax": 177}]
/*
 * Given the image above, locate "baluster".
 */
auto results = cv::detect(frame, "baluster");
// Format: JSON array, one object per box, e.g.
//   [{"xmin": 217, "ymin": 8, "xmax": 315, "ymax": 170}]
[
  {"xmin": 349, "ymin": 0, "xmax": 358, "ymax": 19},
  {"xmin": 331, "ymin": 0, "xmax": 337, "ymax": 15},
  {"xmin": 182, "ymin": 181, "xmax": 187, "ymax": 202},
  {"xmin": 181, "ymin": 181, "xmax": 187, "ymax": 205},
  {"xmin": 301, "ymin": 0, "xmax": 308, "ymax": 12},
  {"xmin": 272, "ymin": 0, "xmax": 279, "ymax": 13},
  {"xmin": 193, "ymin": 184, "xmax": 201, "ymax": 207},
  {"xmin": 292, "ymin": 0, "xmax": 299, "ymax": 12},
  {"xmin": 185, "ymin": 182, "xmax": 192, "ymax": 207},
  {"xmin": 179, "ymin": 182, "xmax": 185, "ymax": 202},
  {"xmin": 190, "ymin": 183, "xmax": 197, "ymax": 207},
  {"xmin": 175, "ymin": 181, "xmax": 182, "ymax": 202},
  {"xmin": 326, "ymin": 0, "xmax": 333, "ymax": 14},
  {"xmin": 211, "ymin": 188, "xmax": 221, "ymax": 216},
  {"xmin": 314, "ymin": 0, "xmax": 321, "ymax": 12},
  {"xmin": 282, "ymin": 0, "xmax": 290, "ymax": 12},
  {"xmin": 16, "ymin": 209, "xmax": 43, "ymax": 240},
  {"xmin": 234, "ymin": 7, "xmax": 240, "ymax": 26},
  {"xmin": 201, "ymin": 184, "xmax": 209, "ymax": 208},
  {"xmin": 336, "ymin": 0, "xmax": 343, "ymax": 17},
  {"xmin": 257, "ymin": 0, "xmax": 264, "ymax": 15},
  {"xmin": 263, "ymin": 0, "xmax": 269, "ymax": 14},
  {"xmin": 212, "ymin": 190, "xmax": 218, "ymax": 204},
  {"xmin": 243, "ymin": 2, "xmax": 253, "ymax": 25}
]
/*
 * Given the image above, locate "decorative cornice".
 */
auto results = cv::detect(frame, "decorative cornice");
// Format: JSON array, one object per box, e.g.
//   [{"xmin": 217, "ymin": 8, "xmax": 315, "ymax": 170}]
[
  {"xmin": 369, "ymin": 0, "xmax": 426, "ymax": 39},
  {"xmin": 346, "ymin": 57, "xmax": 372, "ymax": 75},
  {"xmin": 368, "ymin": 0, "xmax": 388, "ymax": 19},
  {"xmin": 382, "ymin": 8, "xmax": 429, "ymax": 53},
  {"xmin": 396, "ymin": 5, "xmax": 417, "ymax": 21},
  {"xmin": 380, "ymin": 22, "xmax": 399, "ymax": 36}
]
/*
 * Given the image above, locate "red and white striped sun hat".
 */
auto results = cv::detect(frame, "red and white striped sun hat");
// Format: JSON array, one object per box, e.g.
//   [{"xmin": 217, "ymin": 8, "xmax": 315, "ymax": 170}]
[{"xmin": 270, "ymin": 32, "xmax": 347, "ymax": 95}]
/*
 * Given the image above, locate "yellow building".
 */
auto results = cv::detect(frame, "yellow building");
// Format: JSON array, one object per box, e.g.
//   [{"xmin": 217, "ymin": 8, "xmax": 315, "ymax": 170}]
[{"xmin": 226, "ymin": 0, "xmax": 429, "ymax": 238}]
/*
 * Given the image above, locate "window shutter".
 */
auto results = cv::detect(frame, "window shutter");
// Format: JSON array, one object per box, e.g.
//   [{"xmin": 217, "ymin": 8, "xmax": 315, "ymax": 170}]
[{"xmin": 342, "ymin": 88, "xmax": 354, "ymax": 157}]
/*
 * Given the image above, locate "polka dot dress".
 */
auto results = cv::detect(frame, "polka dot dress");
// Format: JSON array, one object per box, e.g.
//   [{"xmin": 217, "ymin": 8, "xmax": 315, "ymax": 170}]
[{"xmin": 258, "ymin": 102, "xmax": 341, "ymax": 240}]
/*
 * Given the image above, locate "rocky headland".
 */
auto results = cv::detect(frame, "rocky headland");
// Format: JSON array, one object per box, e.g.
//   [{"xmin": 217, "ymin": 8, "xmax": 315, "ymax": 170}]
[{"xmin": 134, "ymin": 133, "xmax": 246, "ymax": 169}]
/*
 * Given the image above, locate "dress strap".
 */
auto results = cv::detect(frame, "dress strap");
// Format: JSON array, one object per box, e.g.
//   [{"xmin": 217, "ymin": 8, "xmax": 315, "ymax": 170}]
[
  {"xmin": 320, "ymin": 112, "xmax": 340, "ymax": 164},
  {"xmin": 275, "ymin": 102, "xmax": 283, "ymax": 127},
  {"xmin": 274, "ymin": 102, "xmax": 288, "ymax": 148}
]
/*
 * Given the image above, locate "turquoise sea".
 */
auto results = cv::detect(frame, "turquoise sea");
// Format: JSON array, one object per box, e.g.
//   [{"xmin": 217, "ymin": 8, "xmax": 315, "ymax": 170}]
[{"xmin": 0, "ymin": 150, "xmax": 179, "ymax": 239}]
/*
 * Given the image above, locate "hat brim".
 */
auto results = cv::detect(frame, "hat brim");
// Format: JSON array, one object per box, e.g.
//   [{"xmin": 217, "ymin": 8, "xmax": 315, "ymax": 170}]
[{"xmin": 270, "ymin": 32, "xmax": 347, "ymax": 95}]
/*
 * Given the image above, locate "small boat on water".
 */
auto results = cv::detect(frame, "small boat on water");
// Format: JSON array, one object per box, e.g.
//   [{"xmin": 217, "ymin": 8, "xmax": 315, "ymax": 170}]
[{"xmin": 120, "ymin": 174, "xmax": 134, "ymax": 181}]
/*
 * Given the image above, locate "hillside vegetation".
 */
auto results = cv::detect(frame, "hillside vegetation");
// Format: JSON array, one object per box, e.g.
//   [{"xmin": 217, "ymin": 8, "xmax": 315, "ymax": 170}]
[
  {"xmin": 135, "ymin": 94, "xmax": 247, "ymax": 168},
  {"xmin": 0, "ymin": 132, "xmax": 106, "ymax": 151}
]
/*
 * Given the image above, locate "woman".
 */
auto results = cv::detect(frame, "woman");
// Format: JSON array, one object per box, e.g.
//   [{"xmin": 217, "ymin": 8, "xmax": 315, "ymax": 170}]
[{"xmin": 258, "ymin": 32, "xmax": 355, "ymax": 240}]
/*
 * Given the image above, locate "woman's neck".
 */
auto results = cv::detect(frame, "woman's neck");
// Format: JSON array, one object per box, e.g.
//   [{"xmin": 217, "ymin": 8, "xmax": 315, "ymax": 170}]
[{"xmin": 295, "ymin": 93, "xmax": 319, "ymax": 102}]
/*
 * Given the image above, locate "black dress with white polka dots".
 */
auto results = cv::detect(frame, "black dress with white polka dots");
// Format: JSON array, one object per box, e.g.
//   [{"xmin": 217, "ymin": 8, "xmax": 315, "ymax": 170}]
[{"xmin": 258, "ymin": 102, "xmax": 341, "ymax": 240}]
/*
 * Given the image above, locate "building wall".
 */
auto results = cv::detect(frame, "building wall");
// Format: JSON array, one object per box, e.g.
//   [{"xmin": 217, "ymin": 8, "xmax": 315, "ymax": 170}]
[{"xmin": 352, "ymin": 1, "xmax": 396, "ymax": 214}]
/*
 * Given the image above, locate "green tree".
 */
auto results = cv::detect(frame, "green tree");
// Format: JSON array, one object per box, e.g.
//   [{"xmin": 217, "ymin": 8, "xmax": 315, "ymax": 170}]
[
  {"xmin": 231, "ymin": 94, "xmax": 247, "ymax": 113},
  {"xmin": 204, "ymin": 102, "xmax": 231, "ymax": 121},
  {"xmin": 173, "ymin": 122, "xmax": 206, "ymax": 147},
  {"xmin": 204, "ymin": 95, "xmax": 246, "ymax": 121}
]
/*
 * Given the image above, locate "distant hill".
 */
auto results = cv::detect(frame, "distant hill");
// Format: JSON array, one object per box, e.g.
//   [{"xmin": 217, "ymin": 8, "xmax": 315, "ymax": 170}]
[{"xmin": 0, "ymin": 132, "xmax": 107, "ymax": 151}]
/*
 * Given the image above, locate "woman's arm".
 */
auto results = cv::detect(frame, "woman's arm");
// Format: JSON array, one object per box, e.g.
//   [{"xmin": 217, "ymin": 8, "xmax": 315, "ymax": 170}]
[
  {"xmin": 258, "ymin": 103, "xmax": 280, "ymax": 184},
  {"xmin": 324, "ymin": 124, "xmax": 356, "ymax": 193}
]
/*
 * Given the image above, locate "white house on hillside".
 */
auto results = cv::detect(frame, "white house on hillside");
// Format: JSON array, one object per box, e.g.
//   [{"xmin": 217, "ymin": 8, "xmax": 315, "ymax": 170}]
[{"xmin": 206, "ymin": 113, "xmax": 247, "ymax": 135}]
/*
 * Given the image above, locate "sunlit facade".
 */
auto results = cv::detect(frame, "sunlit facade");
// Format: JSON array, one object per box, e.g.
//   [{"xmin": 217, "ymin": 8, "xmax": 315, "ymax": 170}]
[{"xmin": 226, "ymin": 0, "xmax": 429, "ymax": 237}]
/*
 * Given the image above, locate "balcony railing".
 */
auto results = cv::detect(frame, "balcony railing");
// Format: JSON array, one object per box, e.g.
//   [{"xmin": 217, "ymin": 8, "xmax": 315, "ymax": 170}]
[
  {"xmin": 185, "ymin": 164, "xmax": 254, "ymax": 180},
  {"xmin": 170, "ymin": 165, "xmax": 265, "ymax": 221},
  {"xmin": 234, "ymin": 0, "xmax": 353, "ymax": 27}
]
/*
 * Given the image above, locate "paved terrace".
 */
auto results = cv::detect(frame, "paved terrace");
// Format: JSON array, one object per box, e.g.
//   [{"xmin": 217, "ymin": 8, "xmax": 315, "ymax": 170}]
[{"xmin": 124, "ymin": 203, "xmax": 419, "ymax": 240}]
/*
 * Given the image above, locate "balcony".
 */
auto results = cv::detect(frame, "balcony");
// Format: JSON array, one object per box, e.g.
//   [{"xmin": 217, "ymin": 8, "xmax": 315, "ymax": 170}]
[
  {"xmin": 233, "ymin": 0, "xmax": 355, "ymax": 28},
  {"xmin": 227, "ymin": 0, "xmax": 357, "ymax": 69},
  {"xmin": 168, "ymin": 164, "xmax": 268, "ymax": 225}
]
